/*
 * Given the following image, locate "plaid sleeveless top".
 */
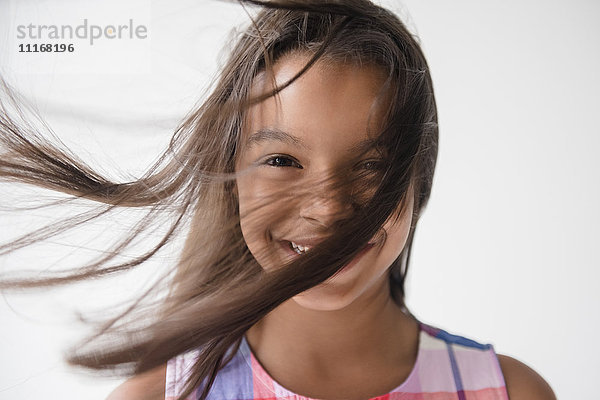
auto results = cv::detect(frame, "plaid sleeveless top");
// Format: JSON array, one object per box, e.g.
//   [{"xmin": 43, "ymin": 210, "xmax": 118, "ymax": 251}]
[{"xmin": 165, "ymin": 321, "xmax": 509, "ymax": 399}]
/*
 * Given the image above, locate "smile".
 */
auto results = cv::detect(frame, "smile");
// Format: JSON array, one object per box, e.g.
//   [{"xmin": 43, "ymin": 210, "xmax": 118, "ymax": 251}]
[
  {"xmin": 289, "ymin": 241, "xmax": 311, "ymax": 254},
  {"xmin": 279, "ymin": 239, "xmax": 376, "ymax": 261}
]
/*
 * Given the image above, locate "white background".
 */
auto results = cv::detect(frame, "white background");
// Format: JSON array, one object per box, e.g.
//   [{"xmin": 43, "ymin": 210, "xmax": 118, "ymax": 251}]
[{"xmin": 1, "ymin": 0, "xmax": 598, "ymax": 399}]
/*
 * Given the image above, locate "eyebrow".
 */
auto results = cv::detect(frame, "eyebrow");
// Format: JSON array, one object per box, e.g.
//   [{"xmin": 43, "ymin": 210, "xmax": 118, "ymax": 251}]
[
  {"xmin": 246, "ymin": 128, "xmax": 310, "ymax": 150},
  {"xmin": 245, "ymin": 127, "xmax": 382, "ymax": 155}
]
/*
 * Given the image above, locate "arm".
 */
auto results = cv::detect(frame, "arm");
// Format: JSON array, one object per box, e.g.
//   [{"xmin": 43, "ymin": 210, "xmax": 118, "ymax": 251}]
[
  {"xmin": 497, "ymin": 354, "xmax": 556, "ymax": 400},
  {"xmin": 106, "ymin": 364, "xmax": 167, "ymax": 400}
]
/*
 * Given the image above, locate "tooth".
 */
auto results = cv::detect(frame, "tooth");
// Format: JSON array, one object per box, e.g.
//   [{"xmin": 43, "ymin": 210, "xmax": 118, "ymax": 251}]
[
  {"xmin": 293, "ymin": 242, "xmax": 308, "ymax": 252},
  {"xmin": 290, "ymin": 241, "xmax": 307, "ymax": 254}
]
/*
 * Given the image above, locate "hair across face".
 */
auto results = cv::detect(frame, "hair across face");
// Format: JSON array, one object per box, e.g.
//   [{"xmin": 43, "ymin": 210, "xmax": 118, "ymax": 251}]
[{"xmin": 235, "ymin": 53, "xmax": 415, "ymax": 311}]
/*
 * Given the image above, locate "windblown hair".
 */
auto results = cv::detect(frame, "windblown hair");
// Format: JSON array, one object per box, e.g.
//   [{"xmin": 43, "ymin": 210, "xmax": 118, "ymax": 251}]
[{"xmin": 0, "ymin": 1, "xmax": 438, "ymax": 399}]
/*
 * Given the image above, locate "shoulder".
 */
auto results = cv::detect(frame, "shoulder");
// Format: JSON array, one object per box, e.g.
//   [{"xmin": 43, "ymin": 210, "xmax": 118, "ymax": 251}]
[
  {"xmin": 106, "ymin": 363, "xmax": 167, "ymax": 400},
  {"xmin": 497, "ymin": 354, "xmax": 556, "ymax": 400}
]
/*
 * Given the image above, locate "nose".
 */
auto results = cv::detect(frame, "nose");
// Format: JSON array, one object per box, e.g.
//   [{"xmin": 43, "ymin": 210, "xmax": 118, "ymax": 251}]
[{"xmin": 299, "ymin": 190, "xmax": 354, "ymax": 228}]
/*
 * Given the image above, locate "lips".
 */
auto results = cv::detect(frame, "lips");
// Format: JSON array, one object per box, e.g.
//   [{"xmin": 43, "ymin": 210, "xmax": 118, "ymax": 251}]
[
  {"xmin": 285, "ymin": 237, "xmax": 327, "ymax": 247},
  {"xmin": 279, "ymin": 240, "xmax": 309, "ymax": 257},
  {"xmin": 277, "ymin": 239, "xmax": 375, "ymax": 274},
  {"xmin": 282, "ymin": 236, "xmax": 377, "ymax": 249}
]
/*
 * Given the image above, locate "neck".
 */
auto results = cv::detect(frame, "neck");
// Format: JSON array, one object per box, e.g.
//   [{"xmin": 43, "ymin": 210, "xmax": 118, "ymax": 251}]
[{"xmin": 245, "ymin": 276, "xmax": 419, "ymax": 374}]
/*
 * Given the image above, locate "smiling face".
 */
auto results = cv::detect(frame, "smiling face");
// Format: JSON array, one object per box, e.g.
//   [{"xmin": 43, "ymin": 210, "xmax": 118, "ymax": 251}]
[{"xmin": 234, "ymin": 53, "xmax": 414, "ymax": 311}]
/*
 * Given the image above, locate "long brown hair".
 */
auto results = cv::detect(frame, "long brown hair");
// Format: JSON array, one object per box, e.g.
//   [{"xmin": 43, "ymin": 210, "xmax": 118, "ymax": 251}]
[{"xmin": 0, "ymin": 1, "xmax": 438, "ymax": 399}]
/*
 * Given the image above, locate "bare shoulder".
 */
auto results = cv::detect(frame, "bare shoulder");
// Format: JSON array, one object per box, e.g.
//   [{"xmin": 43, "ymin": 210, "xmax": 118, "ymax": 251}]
[
  {"xmin": 106, "ymin": 363, "xmax": 167, "ymax": 400},
  {"xmin": 497, "ymin": 354, "xmax": 556, "ymax": 400}
]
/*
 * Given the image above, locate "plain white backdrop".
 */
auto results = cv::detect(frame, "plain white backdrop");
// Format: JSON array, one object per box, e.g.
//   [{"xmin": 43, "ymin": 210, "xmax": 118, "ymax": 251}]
[{"xmin": 0, "ymin": 0, "xmax": 598, "ymax": 399}]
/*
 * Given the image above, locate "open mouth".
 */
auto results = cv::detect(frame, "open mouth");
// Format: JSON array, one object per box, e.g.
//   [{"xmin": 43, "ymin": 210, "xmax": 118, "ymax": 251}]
[
  {"xmin": 282, "ymin": 239, "xmax": 376, "ymax": 256},
  {"xmin": 278, "ymin": 238, "xmax": 376, "ymax": 275},
  {"xmin": 289, "ymin": 240, "xmax": 311, "ymax": 255}
]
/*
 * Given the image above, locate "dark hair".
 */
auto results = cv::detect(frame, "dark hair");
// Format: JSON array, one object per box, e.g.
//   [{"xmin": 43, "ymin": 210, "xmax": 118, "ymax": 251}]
[{"xmin": 0, "ymin": 1, "xmax": 438, "ymax": 399}]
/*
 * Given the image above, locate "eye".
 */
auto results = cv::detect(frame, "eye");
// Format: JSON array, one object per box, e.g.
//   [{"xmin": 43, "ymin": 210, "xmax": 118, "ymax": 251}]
[
  {"xmin": 358, "ymin": 159, "xmax": 385, "ymax": 171},
  {"xmin": 264, "ymin": 155, "xmax": 303, "ymax": 169}
]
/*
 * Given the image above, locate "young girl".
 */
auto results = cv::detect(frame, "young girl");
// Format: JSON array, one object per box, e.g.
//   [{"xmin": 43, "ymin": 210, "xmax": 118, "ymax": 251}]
[{"xmin": 0, "ymin": 1, "xmax": 555, "ymax": 400}]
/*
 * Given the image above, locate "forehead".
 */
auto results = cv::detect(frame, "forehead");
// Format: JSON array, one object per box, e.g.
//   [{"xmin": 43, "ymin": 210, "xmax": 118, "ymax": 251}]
[{"xmin": 242, "ymin": 53, "xmax": 390, "ymax": 154}]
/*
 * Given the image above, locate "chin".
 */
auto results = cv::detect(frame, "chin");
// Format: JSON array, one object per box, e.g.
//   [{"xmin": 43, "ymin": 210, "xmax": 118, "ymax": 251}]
[{"xmin": 291, "ymin": 286, "xmax": 359, "ymax": 312}]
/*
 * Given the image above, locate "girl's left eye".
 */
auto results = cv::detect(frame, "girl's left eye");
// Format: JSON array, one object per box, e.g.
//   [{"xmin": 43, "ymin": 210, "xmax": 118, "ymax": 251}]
[
  {"xmin": 359, "ymin": 159, "xmax": 385, "ymax": 171},
  {"xmin": 264, "ymin": 155, "xmax": 302, "ymax": 169}
]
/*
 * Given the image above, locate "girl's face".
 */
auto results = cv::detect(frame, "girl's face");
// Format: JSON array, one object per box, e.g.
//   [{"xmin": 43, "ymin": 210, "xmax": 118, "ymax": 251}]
[{"xmin": 235, "ymin": 53, "xmax": 414, "ymax": 311}]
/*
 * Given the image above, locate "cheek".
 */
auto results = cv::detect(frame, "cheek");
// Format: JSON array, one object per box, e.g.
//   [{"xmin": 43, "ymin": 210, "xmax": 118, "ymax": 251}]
[
  {"xmin": 378, "ymin": 204, "xmax": 413, "ymax": 262},
  {"xmin": 236, "ymin": 174, "xmax": 279, "ymax": 218},
  {"xmin": 237, "ymin": 177, "xmax": 264, "ymax": 239},
  {"xmin": 237, "ymin": 177, "xmax": 296, "ymax": 272},
  {"xmin": 236, "ymin": 174, "xmax": 289, "ymax": 250}
]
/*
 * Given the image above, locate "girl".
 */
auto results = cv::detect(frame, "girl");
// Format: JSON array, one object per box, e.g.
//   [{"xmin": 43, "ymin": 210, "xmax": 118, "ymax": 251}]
[{"xmin": 0, "ymin": 1, "xmax": 555, "ymax": 399}]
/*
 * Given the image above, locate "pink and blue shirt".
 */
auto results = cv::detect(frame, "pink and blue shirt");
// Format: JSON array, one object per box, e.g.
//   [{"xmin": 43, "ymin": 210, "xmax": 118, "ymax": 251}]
[{"xmin": 166, "ymin": 321, "xmax": 509, "ymax": 399}]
